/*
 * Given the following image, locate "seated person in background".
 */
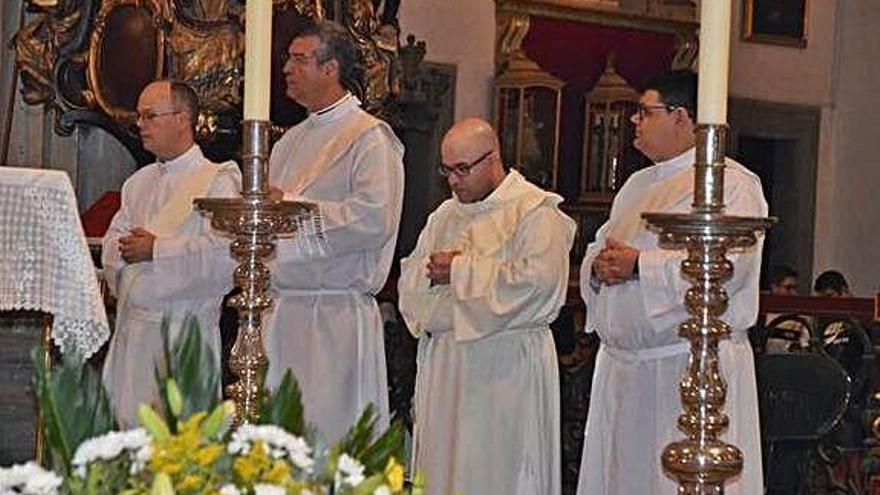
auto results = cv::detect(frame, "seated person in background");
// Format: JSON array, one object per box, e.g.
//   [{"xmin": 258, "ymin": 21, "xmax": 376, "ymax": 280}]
[
  {"xmin": 814, "ymin": 269, "xmax": 851, "ymax": 298},
  {"xmin": 813, "ymin": 269, "xmax": 870, "ymax": 490},
  {"xmin": 764, "ymin": 264, "xmax": 811, "ymax": 354},
  {"xmin": 815, "ymin": 269, "xmax": 852, "ymax": 346}
]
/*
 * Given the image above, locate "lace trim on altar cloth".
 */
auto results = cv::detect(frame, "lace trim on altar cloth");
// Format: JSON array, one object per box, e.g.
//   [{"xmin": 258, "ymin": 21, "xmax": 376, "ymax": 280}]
[{"xmin": 0, "ymin": 171, "xmax": 110, "ymax": 360}]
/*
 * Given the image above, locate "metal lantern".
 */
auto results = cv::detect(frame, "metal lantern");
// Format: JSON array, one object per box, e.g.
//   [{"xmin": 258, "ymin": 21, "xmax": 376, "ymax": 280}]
[
  {"xmin": 494, "ymin": 51, "xmax": 563, "ymax": 190},
  {"xmin": 581, "ymin": 55, "xmax": 639, "ymax": 201}
]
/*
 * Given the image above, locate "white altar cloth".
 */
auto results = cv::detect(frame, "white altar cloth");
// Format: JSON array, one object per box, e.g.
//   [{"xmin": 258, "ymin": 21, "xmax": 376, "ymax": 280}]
[{"xmin": 0, "ymin": 166, "xmax": 109, "ymax": 359}]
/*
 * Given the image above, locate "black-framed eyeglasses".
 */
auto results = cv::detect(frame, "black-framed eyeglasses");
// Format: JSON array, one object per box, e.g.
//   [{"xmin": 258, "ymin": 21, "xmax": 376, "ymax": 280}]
[
  {"xmin": 438, "ymin": 149, "xmax": 494, "ymax": 177},
  {"xmin": 136, "ymin": 110, "xmax": 180, "ymax": 123},
  {"xmin": 635, "ymin": 103, "xmax": 679, "ymax": 119}
]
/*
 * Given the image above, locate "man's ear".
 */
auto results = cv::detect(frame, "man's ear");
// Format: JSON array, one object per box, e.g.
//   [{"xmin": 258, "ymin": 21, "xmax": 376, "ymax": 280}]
[
  {"xmin": 673, "ymin": 107, "xmax": 693, "ymax": 127},
  {"xmin": 322, "ymin": 58, "xmax": 339, "ymax": 78}
]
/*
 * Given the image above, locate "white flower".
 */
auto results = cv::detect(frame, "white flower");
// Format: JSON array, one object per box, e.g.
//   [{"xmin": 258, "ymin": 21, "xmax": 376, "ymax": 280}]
[
  {"xmin": 335, "ymin": 453, "xmax": 366, "ymax": 487},
  {"xmin": 218, "ymin": 484, "xmax": 242, "ymax": 495},
  {"xmin": 228, "ymin": 425, "xmax": 314, "ymax": 472},
  {"xmin": 253, "ymin": 483, "xmax": 286, "ymax": 495},
  {"xmin": 374, "ymin": 485, "xmax": 392, "ymax": 495},
  {"xmin": 71, "ymin": 429, "xmax": 150, "ymax": 477},
  {"xmin": 0, "ymin": 462, "xmax": 62, "ymax": 495},
  {"xmin": 130, "ymin": 443, "xmax": 152, "ymax": 475}
]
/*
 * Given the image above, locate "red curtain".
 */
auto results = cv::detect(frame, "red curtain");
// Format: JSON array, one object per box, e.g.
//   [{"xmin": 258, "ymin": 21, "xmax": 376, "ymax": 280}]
[{"xmin": 522, "ymin": 17, "xmax": 677, "ymax": 199}]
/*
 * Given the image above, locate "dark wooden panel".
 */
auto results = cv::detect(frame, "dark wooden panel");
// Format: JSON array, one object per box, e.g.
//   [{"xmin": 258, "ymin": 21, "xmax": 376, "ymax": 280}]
[{"xmin": 0, "ymin": 312, "xmax": 43, "ymax": 464}]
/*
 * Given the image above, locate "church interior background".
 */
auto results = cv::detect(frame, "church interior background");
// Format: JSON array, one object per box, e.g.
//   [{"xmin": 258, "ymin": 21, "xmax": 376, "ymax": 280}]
[{"xmin": 1, "ymin": 0, "xmax": 879, "ymax": 493}]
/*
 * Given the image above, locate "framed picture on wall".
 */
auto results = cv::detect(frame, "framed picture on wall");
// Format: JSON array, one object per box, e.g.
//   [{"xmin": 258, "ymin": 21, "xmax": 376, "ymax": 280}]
[{"xmin": 742, "ymin": 0, "xmax": 808, "ymax": 48}]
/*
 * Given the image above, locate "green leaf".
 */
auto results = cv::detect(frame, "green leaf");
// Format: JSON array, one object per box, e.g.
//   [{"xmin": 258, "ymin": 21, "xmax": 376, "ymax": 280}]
[
  {"xmin": 31, "ymin": 348, "xmax": 115, "ymax": 475},
  {"xmin": 201, "ymin": 400, "xmax": 235, "ymax": 439},
  {"xmin": 356, "ymin": 421, "xmax": 406, "ymax": 475},
  {"xmin": 350, "ymin": 473, "xmax": 386, "ymax": 495},
  {"xmin": 166, "ymin": 378, "xmax": 183, "ymax": 417},
  {"xmin": 138, "ymin": 404, "xmax": 171, "ymax": 442},
  {"xmin": 154, "ymin": 315, "xmax": 221, "ymax": 426},
  {"xmin": 336, "ymin": 406, "xmax": 406, "ymax": 475},
  {"xmin": 257, "ymin": 369, "xmax": 306, "ymax": 436}
]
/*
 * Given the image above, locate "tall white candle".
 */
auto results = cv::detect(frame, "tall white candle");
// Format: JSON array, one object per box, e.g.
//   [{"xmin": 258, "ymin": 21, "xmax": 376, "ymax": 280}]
[
  {"xmin": 243, "ymin": 0, "xmax": 272, "ymax": 121},
  {"xmin": 697, "ymin": 0, "xmax": 731, "ymax": 124}
]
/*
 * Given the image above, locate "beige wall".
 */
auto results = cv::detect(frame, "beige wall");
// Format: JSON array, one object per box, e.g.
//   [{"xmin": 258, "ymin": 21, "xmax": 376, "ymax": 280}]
[
  {"xmin": 729, "ymin": 0, "xmax": 879, "ymax": 295},
  {"xmin": 729, "ymin": 0, "xmax": 837, "ymax": 106},
  {"xmin": 813, "ymin": 0, "xmax": 880, "ymax": 296},
  {"xmin": 399, "ymin": 0, "xmax": 496, "ymax": 120}
]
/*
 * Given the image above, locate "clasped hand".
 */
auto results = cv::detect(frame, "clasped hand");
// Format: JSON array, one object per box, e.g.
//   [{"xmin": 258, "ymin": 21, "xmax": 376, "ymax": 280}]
[
  {"xmin": 119, "ymin": 227, "xmax": 156, "ymax": 263},
  {"xmin": 592, "ymin": 237, "xmax": 639, "ymax": 286},
  {"xmin": 427, "ymin": 250, "xmax": 461, "ymax": 286}
]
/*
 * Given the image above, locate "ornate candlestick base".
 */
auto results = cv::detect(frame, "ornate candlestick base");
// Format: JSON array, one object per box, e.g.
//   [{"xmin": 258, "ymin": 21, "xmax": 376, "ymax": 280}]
[
  {"xmin": 195, "ymin": 120, "xmax": 315, "ymax": 424},
  {"xmin": 644, "ymin": 213, "xmax": 773, "ymax": 493},
  {"xmin": 644, "ymin": 124, "xmax": 774, "ymax": 493}
]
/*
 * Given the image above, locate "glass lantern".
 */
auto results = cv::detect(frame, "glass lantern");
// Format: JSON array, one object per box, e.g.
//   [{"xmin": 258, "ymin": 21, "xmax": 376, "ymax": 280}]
[
  {"xmin": 494, "ymin": 52, "xmax": 563, "ymax": 190},
  {"xmin": 580, "ymin": 55, "xmax": 640, "ymax": 202}
]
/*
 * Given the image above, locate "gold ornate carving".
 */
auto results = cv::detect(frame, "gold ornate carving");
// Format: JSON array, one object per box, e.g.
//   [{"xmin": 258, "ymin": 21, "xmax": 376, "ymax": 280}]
[
  {"xmin": 671, "ymin": 28, "xmax": 699, "ymax": 71},
  {"xmin": 14, "ymin": 0, "xmax": 400, "ymax": 141},
  {"xmin": 87, "ymin": 0, "xmax": 168, "ymax": 122},
  {"xmin": 166, "ymin": 12, "xmax": 244, "ymax": 114},
  {"xmin": 496, "ymin": 12, "xmax": 531, "ymax": 67},
  {"xmin": 12, "ymin": 0, "xmax": 83, "ymax": 105},
  {"xmin": 495, "ymin": 0, "xmax": 697, "ymax": 36},
  {"xmin": 345, "ymin": 0, "xmax": 400, "ymax": 116}
]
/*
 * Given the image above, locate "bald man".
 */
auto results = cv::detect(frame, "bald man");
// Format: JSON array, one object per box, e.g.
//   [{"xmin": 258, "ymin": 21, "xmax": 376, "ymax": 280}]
[
  {"xmin": 398, "ymin": 118, "xmax": 575, "ymax": 495},
  {"xmin": 101, "ymin": 80, "xmax": 240, "ymax": 426}
]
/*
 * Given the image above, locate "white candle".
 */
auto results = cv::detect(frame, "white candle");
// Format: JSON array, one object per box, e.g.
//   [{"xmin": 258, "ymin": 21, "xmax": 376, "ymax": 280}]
[
  {"xmin": 697, "ymin": 0, "xmax": 731, "ymax": 124},
  {"xmin": 243, "ymin": 0, "xmax": 272, "ymax": 121}
]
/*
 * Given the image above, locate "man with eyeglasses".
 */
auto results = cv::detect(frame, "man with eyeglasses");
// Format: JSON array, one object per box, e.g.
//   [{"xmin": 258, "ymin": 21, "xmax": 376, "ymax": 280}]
[
  {"xmin": 101, "ymin": 80, "xmax": 241, "ymax": 426},
  {"xmin": 262, "ymin": 20, "xmax": 404, "ymax": 443},
  {"xmin": 398, "ymin": 117, "xmax": 574, "ymax": 495},
  {"xmin": 576, "ymin": 70, "xmax": 767, "ymax": 495}
]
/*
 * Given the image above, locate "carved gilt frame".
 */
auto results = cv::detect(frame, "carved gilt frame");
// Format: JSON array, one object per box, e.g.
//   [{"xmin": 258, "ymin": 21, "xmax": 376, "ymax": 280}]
[
  {"xmin": 495, "ymin": 0, "xmax": 698, "ymax": 37},
  {"xmin": 88, "ymin": 0, "xmax": 168, "ymax": 122}
]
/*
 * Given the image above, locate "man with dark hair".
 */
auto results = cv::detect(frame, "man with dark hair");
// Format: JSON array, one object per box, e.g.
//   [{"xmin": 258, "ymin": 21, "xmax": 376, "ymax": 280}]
[
  {"xmin": 769, "ymin": 263, "xmax": 799, "ymax": 295},
  {"xmin": 576, "ymin": 70, "xmax": 767, "ymax": 494},
  {"xmin": 814, "ymin": 269, "xmax": 851, "ymax": 297},
  {"xmin": 264, "ymin": 20, "xmax": 404, "ymax": 442},
  {"xmin": 101, "ymin": 80, "xmax": 240, "ymax": 426}
]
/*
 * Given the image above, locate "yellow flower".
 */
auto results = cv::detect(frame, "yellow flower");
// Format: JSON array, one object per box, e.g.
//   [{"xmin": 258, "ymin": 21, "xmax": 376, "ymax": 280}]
[
  {"xmin": 264, "ymin": 460, "xmax": 292, "ymax": 485},
  {"xmin": 178, "ymin": 474, "xmax": 204, "ymax": 491},
  {"xmin": 195, "ymin": 444, "xmax": 225, "ymax": 466},
  {"xmin": 384, "ymin": 458, "xmax": 405, "ymax": 491},
  {"xmin": 233, "ymin": 441, "xmax": 271, "ymax": 484}
]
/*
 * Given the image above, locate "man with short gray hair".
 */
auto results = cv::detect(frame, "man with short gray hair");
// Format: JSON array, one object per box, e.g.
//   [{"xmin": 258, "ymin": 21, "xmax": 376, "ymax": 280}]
[{"xmin": 264, "ymin": 20, "xmax": 404, "ymax": 442}]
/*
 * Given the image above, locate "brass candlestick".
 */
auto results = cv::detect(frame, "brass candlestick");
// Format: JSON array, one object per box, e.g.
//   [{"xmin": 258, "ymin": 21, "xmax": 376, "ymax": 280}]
[
  {"xmin": 643, "ymin": 124, "xmax": 774, "ymax": 493},
  {"xmin": 195, "ymin": 120, "xmax": 314, "ymax": 423}
]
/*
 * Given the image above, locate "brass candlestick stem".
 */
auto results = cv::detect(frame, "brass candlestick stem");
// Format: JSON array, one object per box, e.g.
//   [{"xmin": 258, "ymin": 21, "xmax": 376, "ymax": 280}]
[
  {"xmin": 195, "ymin": 120, "xmax": 314, "ymax": 424},
  {"xmin": 643, "ymin": 124, "xmax": 774, "ymax": 493}
]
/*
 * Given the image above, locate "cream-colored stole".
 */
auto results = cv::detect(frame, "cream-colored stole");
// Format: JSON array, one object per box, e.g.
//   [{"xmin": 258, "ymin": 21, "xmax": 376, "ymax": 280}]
[
  {"xmin": 605, "ymin": 166, "xmax": 694, "ymax": 243},
  {"xmin": 282, "ymin": 113, "xmax": 377, "ymax": 195},
  {"xmin": 145, "ymin": 160, "xmax": 228, "ymax": 236}
]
